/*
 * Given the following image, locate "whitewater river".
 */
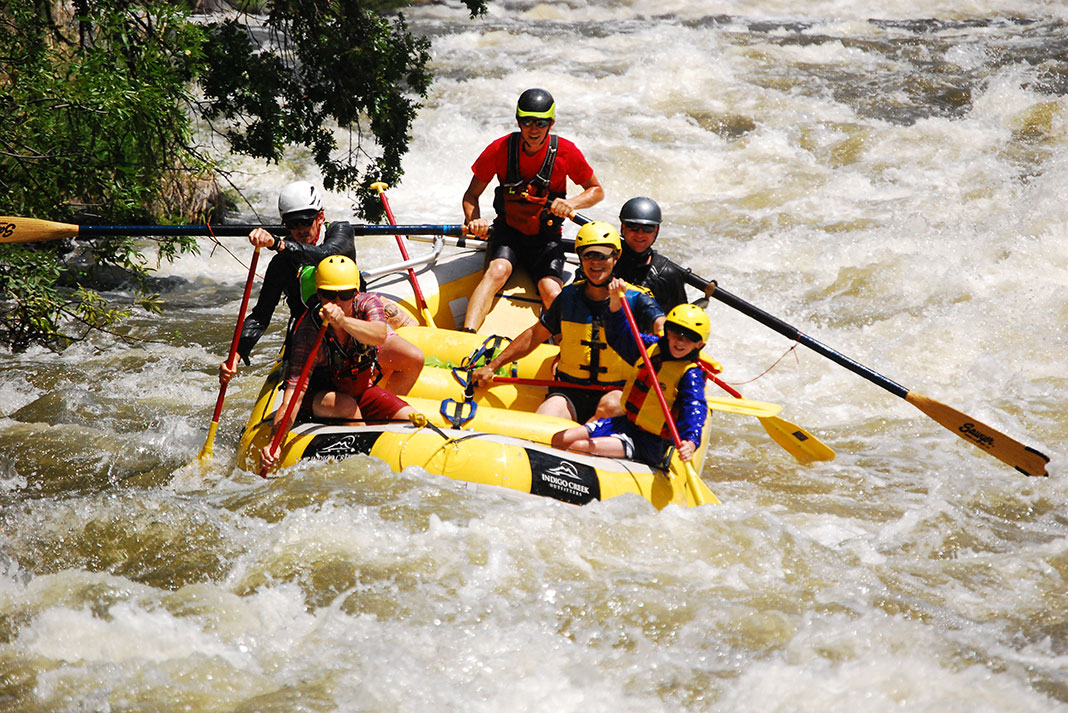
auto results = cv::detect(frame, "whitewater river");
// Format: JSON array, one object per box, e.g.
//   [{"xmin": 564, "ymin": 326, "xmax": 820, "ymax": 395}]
[{"xmin": 2, "ymin": 1, "xmax": 1067, "ymax": 710}]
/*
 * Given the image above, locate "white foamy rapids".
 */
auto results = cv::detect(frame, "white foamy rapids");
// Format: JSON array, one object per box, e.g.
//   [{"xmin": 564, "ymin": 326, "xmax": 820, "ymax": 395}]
[{"xmin": 3, "ymin": 2, "xmax": 1068, "ymax": 712}]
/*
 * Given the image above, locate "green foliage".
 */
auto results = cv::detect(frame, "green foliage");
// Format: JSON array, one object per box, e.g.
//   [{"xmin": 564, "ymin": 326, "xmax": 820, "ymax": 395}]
[
  {"xmin": 199, "ymin": 0, "xmax": 437, "ymax": 218},
  {"xmin": 0, "ymin": 0, "xmax": 489, "ymax": 351},
  {"xmin": 0, "ymin": 0, "xmax": 205, "ymax": 349}
]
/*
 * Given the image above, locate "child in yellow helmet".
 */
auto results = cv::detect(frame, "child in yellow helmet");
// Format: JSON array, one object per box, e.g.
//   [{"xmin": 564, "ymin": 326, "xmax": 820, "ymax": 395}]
[{"xmin": 550, "ymin": 277, "xmax": 709, "ymax": 467}]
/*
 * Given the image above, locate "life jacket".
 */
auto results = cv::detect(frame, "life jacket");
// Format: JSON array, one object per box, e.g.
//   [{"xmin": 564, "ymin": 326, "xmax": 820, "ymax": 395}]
[
  {"xmin": 291, "ymin": 304, "xmax": 380, "ymax": 396},
  {"xmin": 620, "ymin": 341, "xmax": 703, "ymax": 438},
  {"xmin": 320, "ymin": 327, "xmax": 380, "ymax": 395},
  {"xmin": 556, "ymin": 281, "xmax": 646, "ymax": 386},
  {"xmin": 492, "ymin": 133, "xmax": 564, "ymax": 237}
]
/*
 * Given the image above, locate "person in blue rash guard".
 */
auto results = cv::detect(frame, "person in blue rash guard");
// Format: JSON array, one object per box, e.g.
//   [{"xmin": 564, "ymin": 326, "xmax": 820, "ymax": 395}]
[{"xmin": 551, "ymin": 278, "xmax": 709, "ymax": 467}]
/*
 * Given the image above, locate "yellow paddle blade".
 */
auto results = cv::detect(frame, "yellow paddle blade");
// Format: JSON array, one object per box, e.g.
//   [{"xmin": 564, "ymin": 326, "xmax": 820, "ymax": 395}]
[
  {"xmin": 197, "ymin": 420, "xmax": 220, "ymax": 462},
  {"xmin": 758, "ymin": 415, "xmax": 835, "ymax": 464},
  {"xmin": 0, "ymin": 216, "xmax": 80, "ymax": 243},
  {"xmin": 707, "ymin": 396, "xmax": 782, "ymax": 418},
  {"xmin": 905, "ymin": 391, "xmax": 1049, "ymax": 477},
  {"xmin": 684, "ymin": 462, "xmax": 721, "ymax": 506}
]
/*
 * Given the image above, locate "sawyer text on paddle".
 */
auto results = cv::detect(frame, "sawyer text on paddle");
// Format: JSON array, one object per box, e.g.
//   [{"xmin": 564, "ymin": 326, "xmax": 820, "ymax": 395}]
[{"xmin": 959, "ymin": 422, "xmax": 995, "ymax": 450}]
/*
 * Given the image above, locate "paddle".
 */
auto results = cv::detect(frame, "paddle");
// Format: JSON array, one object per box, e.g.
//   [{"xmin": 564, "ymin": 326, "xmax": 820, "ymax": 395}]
[
  {"xmin": 699, "ymin": 362, "xmax": 835, "ymax": 464},
  {"xmin": 0, "ymin": 216, "xmax": 467, "ymax": 243},
  {"xmin": 616, "ymin": 289, "xmax": 719, "ymax": 506},
  {"xmin": 490, "ymin": 376, "xmax": 782, "ymax": 418},
  {"xmin": 567, "ymin": 211, "xmax": 1049, "ymax": 477},
  {"xmin": 260, "ymin": 320, "xmax": 329, "ymax": 478},
  {"xmin": 197, "ymin": 246, "xmax": 262, "ymax": 462},
  {"xmin": 370, "ymin": 183, "xmax": 437, "ymax": 327}
]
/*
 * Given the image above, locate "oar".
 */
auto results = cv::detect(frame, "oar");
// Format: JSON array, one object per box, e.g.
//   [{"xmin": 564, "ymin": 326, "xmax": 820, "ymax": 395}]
[
  {"xmin": 567, "ymin": 210, "xmax": 1048, "ymax": 477},
  {"xmin": 490, "ymin": 376, "xmax": 782, "ymax": 418},
  {"xmin": 260, "ymin": 320, "xmax": 329, "ymax": 478},
  {"xmin": 690, "ymin": 278, "xmax": 1049, "ymax": 477},
  {"xmin": 198, "ymin": 246, "xmax": 262, "ymax": 462},
  {"xmin": 616, "ymin": 291, "xmax": 719, "ymax": 506},
  {"xmin": 0, "ymin": 216, "xmax": 466, "ymax": 243},
  {"xmin": 699, "ymin": 361, "xmax": 835, "ymax": 464},
  {"xmin": 370, "ymin": 182, "xmax": 437, "ymax": 326}
]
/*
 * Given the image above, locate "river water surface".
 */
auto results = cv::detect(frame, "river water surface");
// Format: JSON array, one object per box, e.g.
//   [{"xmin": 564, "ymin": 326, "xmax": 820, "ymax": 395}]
[{"xmin": 2, "ymin": 1, "xmax": 1067, "ymax": 711}]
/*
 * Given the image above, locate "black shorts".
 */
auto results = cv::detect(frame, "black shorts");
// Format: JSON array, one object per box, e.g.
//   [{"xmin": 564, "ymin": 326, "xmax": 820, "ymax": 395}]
[
  {"xmin": 487, "ymin": 222, "xmax": 566, "ymax": 284},
  {"xmin": 546, "ymin": 382, "xmax": 620, "ymax": 424}
]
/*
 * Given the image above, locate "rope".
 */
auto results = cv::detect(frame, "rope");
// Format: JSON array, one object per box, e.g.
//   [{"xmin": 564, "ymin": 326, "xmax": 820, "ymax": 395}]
[
  {"xmin": 720, "ymin": 341, "xmax": 801, "ymax": 387},
  {"xmin": 205, "ymin": 221, "xmax": 266, "ymax": 281}
]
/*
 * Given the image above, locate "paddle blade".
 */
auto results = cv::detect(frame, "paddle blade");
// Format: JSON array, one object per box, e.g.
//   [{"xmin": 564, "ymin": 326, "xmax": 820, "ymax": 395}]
[
  {"xmin": 905, "ymin": 391, "xmax": 1050, "ymax": 477},
  {"xmin": 707, "ymin": 396, "xmax": 783, "ymax": 418},
  {"xmin": 0, "ymin": 217, "xmax": 80, "ymax": 243},
  {"xmin": 197, "ymin": 420, "xmax": 220, "ymax": 462},
  {"xmin": 758, "ymin": 416, "xmax": 835, "ymax": 464},
  {"xmin": 684, "ymin": 462, "xmax": 721, "ymax": 506}
]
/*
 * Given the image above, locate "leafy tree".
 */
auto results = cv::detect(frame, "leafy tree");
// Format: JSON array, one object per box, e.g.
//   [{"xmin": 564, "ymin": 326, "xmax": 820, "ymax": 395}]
[{"xmin": 0, "ymin": 0, "xmax": 487, "ymax": 351}]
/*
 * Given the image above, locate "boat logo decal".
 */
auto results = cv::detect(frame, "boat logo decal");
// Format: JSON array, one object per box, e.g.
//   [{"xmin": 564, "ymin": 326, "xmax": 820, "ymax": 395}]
[
  {"xmin": 304, "ymin": 431, "xmax": 381, "ymax": 460},
  {"xmin": 527, "ymin": 449, "xmax": 600, "ymax": 505}
]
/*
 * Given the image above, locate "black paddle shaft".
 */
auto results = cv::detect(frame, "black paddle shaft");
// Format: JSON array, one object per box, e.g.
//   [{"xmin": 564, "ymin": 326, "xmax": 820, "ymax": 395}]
[
  {"xmin": 75, "ymin": 223, "xmax": 466, "ymax": 239},
  {"xmin": 679, "ymin": 268, "xmax": 911, "ymax": 399},
  {"xmin": 567, "ymin": 210, "xmax": 910, "ymax": 399}
]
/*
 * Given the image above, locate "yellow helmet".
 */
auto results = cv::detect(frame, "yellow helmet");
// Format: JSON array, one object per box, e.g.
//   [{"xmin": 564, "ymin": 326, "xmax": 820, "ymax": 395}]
[
  {"xmin": 315, "ymin": 255, "xmax": 360, "ymax": 291},
  {"xmin": 665, "ymin": 303, "xmax": 710, "ymax": 342},
  {"xmin": 574, "ymin": 221, "xmax": 621, "ymax": 255}
]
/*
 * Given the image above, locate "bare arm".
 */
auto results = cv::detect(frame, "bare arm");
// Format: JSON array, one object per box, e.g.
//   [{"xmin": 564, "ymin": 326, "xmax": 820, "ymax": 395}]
[
  {"xmin": 470, "ymin": 320, "xmax": 554, "ymax": 386},
  {"xmin": 321, "ymin": 302, "xmax": 387, "ymax": 346},
  {"xmin": 462, "ymin": 175, "xmax": 491, "ymax": 237},
  {"xmin": 550, "ymin": 172, "xmax": 604, "ymax": 217}
]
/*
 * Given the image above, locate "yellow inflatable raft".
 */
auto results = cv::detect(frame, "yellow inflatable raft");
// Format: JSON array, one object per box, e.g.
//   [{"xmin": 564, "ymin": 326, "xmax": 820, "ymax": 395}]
[{"xmin": 237, "ymin": 239, "xmax": 721, "ymax": 508}]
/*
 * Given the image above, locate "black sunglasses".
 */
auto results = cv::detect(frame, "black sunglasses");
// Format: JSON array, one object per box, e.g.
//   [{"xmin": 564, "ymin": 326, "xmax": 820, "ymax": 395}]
[
  {"xmin": 283, "ymin": 216, "xmax": 317, "ymax": 229},
  {"xmin": 623, "ymin": 222, "xmax": 657, "ymax": 234},
  {"xmin": 318, "ymin": 288, "xmax": 356, "ymax": 301},
  {"xmin": 665, "ymin": 323, "xmax": 702, "ymax": 343},
  {"xmin": 518, "ymin": 117, "xmax": 552, "ymax": 128}
]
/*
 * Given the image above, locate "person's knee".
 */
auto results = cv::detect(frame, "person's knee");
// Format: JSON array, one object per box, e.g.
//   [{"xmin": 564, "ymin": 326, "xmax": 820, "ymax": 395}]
[
  {"xmin": 537, "ymin": 395, "xmax": 575, "ymax": 421},
  {"xmin": 539, "ymin": 277, "xmax": 562, "ymax": 301},
  {"xmin": 484, "ymin": 260, "xmax": 512, "ymax": 284},
  {"xmin": 382, "ymin": 337, "xmax": 423, "ymax": 370}
]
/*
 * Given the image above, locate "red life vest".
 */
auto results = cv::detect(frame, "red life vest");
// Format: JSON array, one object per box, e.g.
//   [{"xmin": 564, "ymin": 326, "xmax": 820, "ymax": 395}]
[
  {"xmin": 492, "ymin": 133, "xmax": 564, "ymax": 237},
  {"xmin": 320, "ymin": 328, "xmax": 379, "ymax": 396},
  {"xmin": 621, "ymin": 342, "xmax": 702, "ymax": 438}
]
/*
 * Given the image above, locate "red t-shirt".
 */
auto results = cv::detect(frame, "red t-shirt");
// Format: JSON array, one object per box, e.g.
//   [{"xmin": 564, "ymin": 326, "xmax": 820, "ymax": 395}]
[{"xmin": 471, "ymin": 134, "xmax": 595, "ymax": 193}]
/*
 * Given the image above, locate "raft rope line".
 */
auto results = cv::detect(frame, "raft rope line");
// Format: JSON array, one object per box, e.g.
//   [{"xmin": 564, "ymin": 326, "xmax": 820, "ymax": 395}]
[
  {"xmin": 205, "ymin": 221, "xmax": 266, "ymax": 281},
  {"xmin": 718, "ymin": 341, "xmax": 802, "ymax": 387}
]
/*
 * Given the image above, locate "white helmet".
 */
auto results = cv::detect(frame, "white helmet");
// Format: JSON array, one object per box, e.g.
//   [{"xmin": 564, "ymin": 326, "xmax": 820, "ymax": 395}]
[{"xmin": 277, "ymin": 181, "xmax": 323, "ymax": 219}]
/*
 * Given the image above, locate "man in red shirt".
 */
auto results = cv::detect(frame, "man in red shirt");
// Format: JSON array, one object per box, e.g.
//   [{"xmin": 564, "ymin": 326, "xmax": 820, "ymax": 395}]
[{"xmin": 461, "ymin": 88, "xmax": 604, "ymax": 332}]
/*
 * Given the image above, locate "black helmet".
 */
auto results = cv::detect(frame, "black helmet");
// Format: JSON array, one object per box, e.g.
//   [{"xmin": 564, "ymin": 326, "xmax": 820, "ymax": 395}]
[
  {"xmin": 516, "ymin": 88, "xmax": 556, "ymax": 120},
  {"xmin": 619, "ymin": 197, "xmax": 662, "ymax": 226}
]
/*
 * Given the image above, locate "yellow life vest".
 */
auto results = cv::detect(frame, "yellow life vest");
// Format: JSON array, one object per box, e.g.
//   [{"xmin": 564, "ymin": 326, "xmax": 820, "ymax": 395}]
[
  {"xmin": 621, "ymin": 342, "xmax": 703, "ymax": 438},
  {"xmin": 556, "ymin": 280, "xmax": 650, "ymax": 386}
]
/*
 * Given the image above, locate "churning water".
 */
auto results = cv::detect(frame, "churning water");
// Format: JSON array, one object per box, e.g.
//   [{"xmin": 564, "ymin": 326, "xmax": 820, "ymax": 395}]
[{"xmin": 2, "ymin": 1, "xmax": 1067, "ymax": 711}]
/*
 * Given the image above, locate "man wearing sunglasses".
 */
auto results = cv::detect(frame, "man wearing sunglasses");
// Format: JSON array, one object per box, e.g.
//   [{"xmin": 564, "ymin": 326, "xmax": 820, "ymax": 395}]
[
  {"xmin": 219, "ymin": 180, "xmax": 356, "ymax": 388},
  {"xmin": 614, "ymin": 197, "xmax": 688, "ymax": 317},
  {"xmin": 460, "ymin": 88, "xmax": 604, "ymax": 332},
  {"xmin": 469, "ymin": 222, "xmax": 662, "ymax": 424}
]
